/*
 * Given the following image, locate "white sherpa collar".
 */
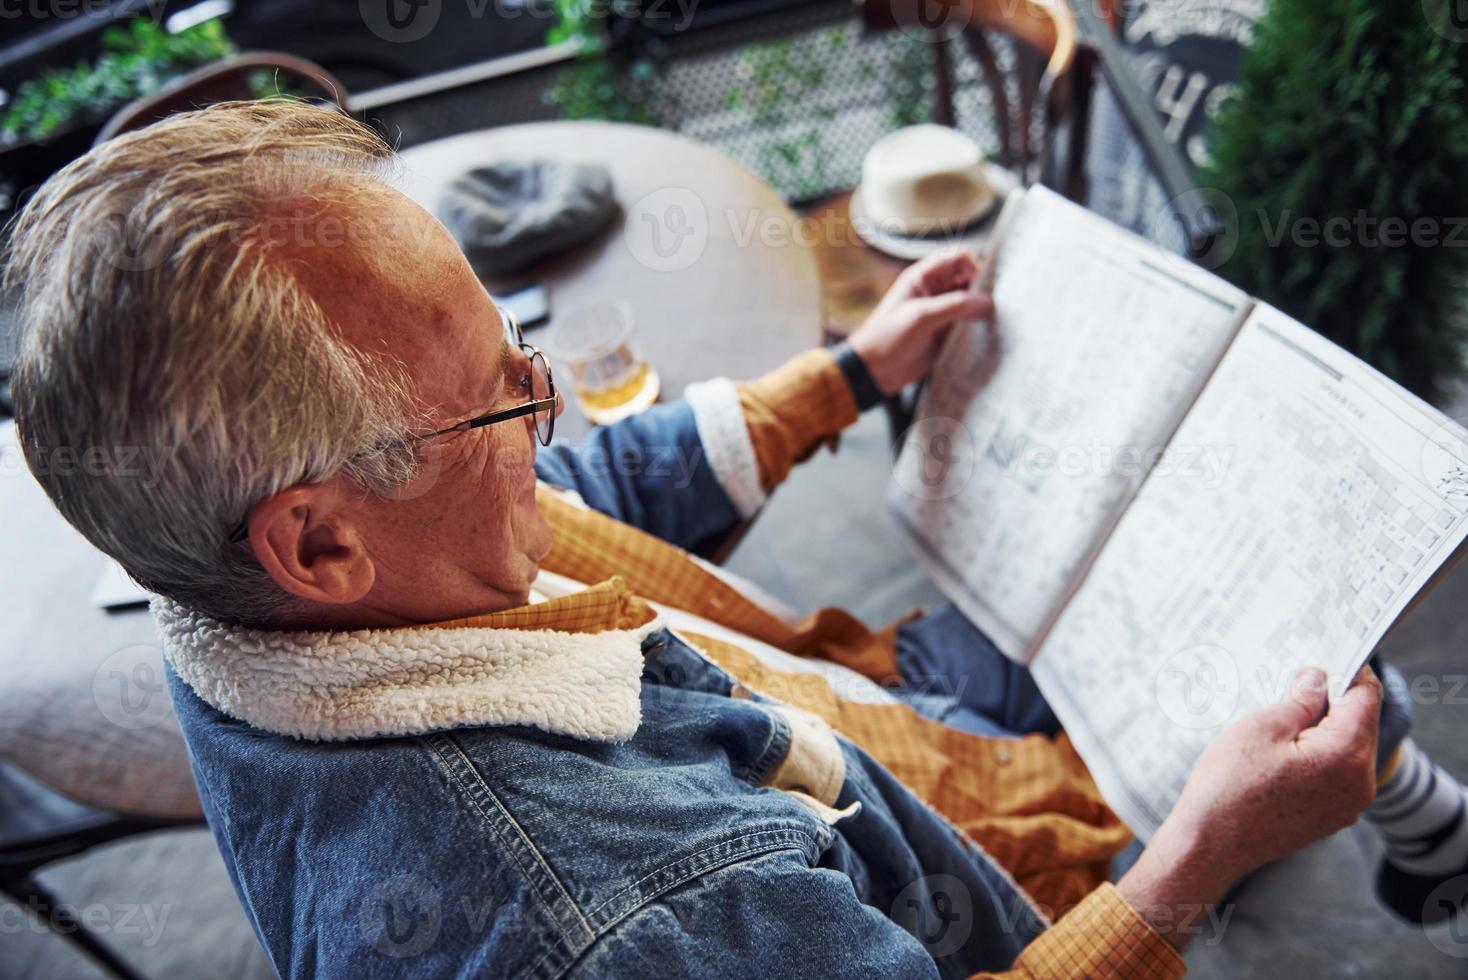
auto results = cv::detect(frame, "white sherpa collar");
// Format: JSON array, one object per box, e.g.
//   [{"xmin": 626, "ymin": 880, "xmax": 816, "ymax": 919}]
[{"xmin": 153, "ymin": 597, "xmax": 663, "ymax": 743}]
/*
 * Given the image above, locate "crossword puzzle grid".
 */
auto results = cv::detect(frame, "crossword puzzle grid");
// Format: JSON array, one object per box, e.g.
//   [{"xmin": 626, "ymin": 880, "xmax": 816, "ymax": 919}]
[
  {"xmin": 1033, "ymin": 347, "xmax": 1468, "ymax": 835},
  {"xmin": 899, "ymin": 197, "xmax": 1243, "ymax": 653}
]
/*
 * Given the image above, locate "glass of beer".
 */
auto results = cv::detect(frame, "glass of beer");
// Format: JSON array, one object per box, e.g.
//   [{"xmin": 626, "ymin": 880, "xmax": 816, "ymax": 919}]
[{"xmin": 546, "ymin": 301, "xmax": 661, "ymax": 425}]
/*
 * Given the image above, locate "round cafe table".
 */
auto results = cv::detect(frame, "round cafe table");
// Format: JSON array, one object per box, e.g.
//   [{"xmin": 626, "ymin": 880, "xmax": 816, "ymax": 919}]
[{"xmin": 398, "ymin": 121, "xmax": 824, "ymax": 443}]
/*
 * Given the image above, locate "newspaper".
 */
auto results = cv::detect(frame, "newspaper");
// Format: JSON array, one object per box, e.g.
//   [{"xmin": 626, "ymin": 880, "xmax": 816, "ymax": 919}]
[{"xmin": 887, "ymin": 188, "xmax": 1468, "ymax": 837}]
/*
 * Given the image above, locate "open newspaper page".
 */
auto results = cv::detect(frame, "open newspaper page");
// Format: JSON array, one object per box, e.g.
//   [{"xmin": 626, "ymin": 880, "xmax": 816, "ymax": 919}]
[
  {"xmin": 885, "ymin": 187, "xmax": 1249, "ymax": 661},
  {"xmin": 1033, "ymin": 304, "xmax": 1468, "ymax": 838}
]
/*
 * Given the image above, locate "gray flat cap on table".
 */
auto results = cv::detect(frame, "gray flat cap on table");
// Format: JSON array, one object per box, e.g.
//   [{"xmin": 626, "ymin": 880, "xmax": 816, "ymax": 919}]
[{"xmin": 438, "ymin": 160, "xmax": 618, "ymax": 280}]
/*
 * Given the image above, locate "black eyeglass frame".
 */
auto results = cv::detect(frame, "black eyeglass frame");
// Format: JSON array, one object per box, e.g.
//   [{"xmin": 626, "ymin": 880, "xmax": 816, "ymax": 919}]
[
  {"xmin": 421, "ymin": 306, "xmax": 558, "ymax": 445},
  {"xmin": 227, "ymin": 303, "xmax": 556, "ymax": 544}
]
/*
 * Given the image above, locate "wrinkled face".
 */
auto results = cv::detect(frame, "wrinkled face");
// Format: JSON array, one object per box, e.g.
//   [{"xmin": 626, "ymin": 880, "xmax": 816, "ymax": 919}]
[{"xmin": 300, "ymin": 185, "xmax": 557, "ymax": 621}]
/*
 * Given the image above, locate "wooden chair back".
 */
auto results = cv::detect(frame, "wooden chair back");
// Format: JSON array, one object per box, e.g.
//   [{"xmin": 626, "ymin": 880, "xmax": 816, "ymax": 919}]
[
  {"xmin": 93, "ymin": 52, "xmax": 348, "ymax": 146},
  {"xmin": 857, "ymin": 0, "xmax": 1079, "ymax": 182}
]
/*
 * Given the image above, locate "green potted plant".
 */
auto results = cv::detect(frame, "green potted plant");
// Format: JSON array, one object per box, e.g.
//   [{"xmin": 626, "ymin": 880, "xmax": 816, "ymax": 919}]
[
  {"xmin": 1, "ymin": 17, "xmax": 239, "ymax": 216},
  {"xmin": 542, "ymin": 0, "xmax": 668, "ymax": 126},
  {"xmin": 1200, "ymin": 0, "xmax": 1468, "ymax": 403}
]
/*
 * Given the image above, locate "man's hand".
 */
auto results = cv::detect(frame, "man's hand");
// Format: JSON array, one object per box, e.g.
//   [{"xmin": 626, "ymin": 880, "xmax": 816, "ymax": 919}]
[
  {"xmin": 847, "ymin": 247, "xmax": 993, "ymax": 396},
  {"xmin": 1118, "ymin": 665, "xmax": 1382, "ymax": 949}
]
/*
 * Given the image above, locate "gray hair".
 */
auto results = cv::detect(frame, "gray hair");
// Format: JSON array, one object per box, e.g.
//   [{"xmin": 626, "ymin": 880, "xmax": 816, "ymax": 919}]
[{"xmin": 5, "ymin": 100, "xmax": 428, "ymax": 626}]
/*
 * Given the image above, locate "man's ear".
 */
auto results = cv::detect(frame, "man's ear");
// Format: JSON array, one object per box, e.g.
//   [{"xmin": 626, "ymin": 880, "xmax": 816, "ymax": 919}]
[{"xmin": 246, "ymin": 484, "xmax": 375, "ymax": 605}]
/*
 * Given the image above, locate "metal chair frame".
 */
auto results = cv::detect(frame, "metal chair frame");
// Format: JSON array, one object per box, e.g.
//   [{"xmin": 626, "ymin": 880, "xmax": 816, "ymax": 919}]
[{"xmin": 0, "ymin": 762, "xmax": 202, "ymax": 980}]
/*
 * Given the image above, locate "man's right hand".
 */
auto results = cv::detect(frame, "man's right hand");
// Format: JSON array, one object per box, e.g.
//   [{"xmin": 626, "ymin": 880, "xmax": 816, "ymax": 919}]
[{"xmin": 1117, "ymin": 665, "xmax": 1383, "ymax": 948}]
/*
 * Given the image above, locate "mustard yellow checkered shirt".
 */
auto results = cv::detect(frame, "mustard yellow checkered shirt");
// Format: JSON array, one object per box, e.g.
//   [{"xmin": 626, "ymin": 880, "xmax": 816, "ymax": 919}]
[{"xmin": 458, "ymin": 349, "xmax": 1185, "ymax": 979}]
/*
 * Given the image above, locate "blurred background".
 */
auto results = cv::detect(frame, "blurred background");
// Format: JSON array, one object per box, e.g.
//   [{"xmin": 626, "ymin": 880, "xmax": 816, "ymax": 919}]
[{"xmin": 2, "ymin": 0, "xmax": 1467, "ymax": 977}]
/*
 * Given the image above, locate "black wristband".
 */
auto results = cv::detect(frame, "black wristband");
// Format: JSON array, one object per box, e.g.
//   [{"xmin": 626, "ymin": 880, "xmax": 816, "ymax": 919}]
[{"xmin": 833, "ymin": 342, "xmax": 885, "ymax": 412}]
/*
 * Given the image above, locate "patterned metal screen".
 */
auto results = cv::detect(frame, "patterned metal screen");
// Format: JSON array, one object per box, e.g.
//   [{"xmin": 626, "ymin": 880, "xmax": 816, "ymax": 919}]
[
  {"xmin": 371, "ymin": 0, "xmax": 1026, "ymax": 204},
  {"xmin": 0, "ymin": 2, "xmax": 1039, "ymax": 385}
]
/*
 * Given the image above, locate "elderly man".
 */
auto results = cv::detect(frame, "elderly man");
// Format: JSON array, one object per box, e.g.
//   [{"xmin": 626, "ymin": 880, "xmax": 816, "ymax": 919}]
[{"xmin": 9, "ymin": 100, "xmax": 1462, "ymax": 978}]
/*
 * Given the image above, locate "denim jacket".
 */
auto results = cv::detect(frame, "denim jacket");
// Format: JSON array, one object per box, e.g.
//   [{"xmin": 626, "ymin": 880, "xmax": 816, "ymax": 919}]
[{"xmin": 160, "ymin": 380, "xmax": 1066, "ymax": 979}]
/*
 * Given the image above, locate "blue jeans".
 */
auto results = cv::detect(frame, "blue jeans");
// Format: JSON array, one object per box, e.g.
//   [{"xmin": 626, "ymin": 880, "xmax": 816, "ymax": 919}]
[
  {"xmin": 891, "ymin": 603, "xmax": 1059, "ymax": 740},
  {"xmin": 893, "ymin": 602, "xmax": 1411, "ymax": 774}
]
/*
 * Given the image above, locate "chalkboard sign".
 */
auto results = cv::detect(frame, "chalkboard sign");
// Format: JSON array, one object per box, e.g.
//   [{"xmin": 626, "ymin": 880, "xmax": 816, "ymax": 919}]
[{"xmin": 1084, "ymin": 0, "xmax": 1264, "ymax": 246}]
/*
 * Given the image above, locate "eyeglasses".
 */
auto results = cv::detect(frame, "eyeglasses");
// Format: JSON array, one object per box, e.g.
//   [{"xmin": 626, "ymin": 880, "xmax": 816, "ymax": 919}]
[
  {"xmin": 422, "ymin": 305, "xmax": 558, "ymax": 448},
  {"xmin": 226, "ymin": 303, "xmax": 556, "ymax": 544}
]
